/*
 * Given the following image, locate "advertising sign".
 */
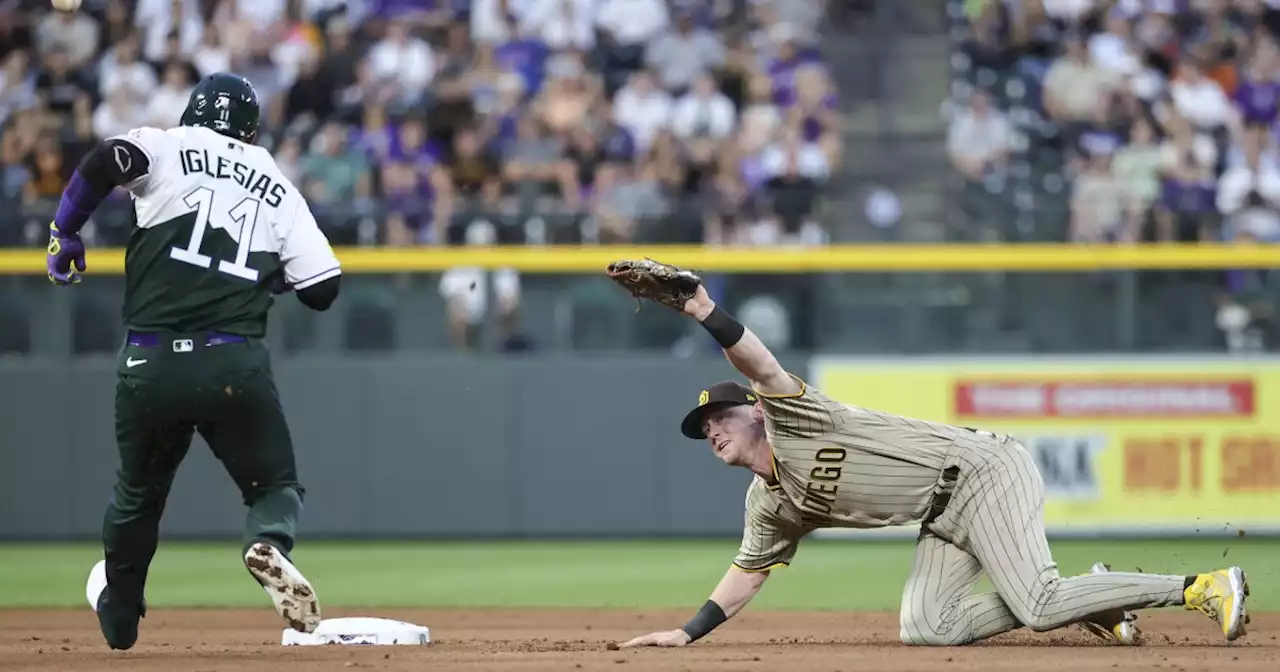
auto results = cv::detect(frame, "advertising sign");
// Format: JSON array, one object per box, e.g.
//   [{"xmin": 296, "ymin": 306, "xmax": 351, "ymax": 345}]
[{"xmin": 810, "ymin": 357, "xmax": 1280, "ymax": 536}]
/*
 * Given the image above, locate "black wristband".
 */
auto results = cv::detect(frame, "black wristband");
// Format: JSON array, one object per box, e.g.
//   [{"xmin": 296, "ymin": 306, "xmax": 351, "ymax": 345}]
[
  {"xmin": 699, "ymin": 306, "xmax": 746, "ymax": 349},
  {"xmin": 680, "ymin": 599, "xmax": 728, "ymax": 642}
]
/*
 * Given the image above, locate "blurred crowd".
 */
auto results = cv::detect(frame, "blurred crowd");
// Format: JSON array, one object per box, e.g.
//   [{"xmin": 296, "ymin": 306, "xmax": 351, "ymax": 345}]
[
  {"xmin": 0, "ymin": 0, "xmax": 840, "ymax": 349},
  {"xmin": 949, "ymin": 0, "xmax": 1280, "ymax": 352}
]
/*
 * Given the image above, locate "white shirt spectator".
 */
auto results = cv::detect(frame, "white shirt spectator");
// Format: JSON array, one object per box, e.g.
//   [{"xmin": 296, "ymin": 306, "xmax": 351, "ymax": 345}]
[
  {"xmin": 947, "ymin": 96, "xmax": 1012, "ymax": 172},
  {"xmin": 761, "ymin": 139, "xmax": 830, "ymax": 180},
  {"xmin": 613, "ymin": 77, "xmax": 672, "ymax": 151},
  {"xmin": 98, "ymin": 45, "xmax": 158, "ymax": 103},
  {"xmin": 471, "ymin": 0, "xmax": 531, "ymax": 43},
  {"xmin": 671, "ymin": 89, "xmax": 736, "ymax": 140},
  {"xmin": 369, "ymin": 26, "xmax": 436, "ymax": 92},
  {"xmin": 192, "ymin": 33, "xmax": 231, "ymax": 79},
  {"xmin": 1217, "ymin": 158, "xmax": 1280, "ymax": 240},
  {"xmin": 595, "ymin": 0, "xmax": 670, "ymax": 45},
  {"xmin": 1040, "ymin": 0, "xmax": 1095, "ymax": 21},
  {"xmin": 92, "ymin": 93, "xmax": 144, "ymax": 140},
  {"xmin": 134, "ymin": 0, "xmax": 205, "ymax": 62},
  {"xmin": 1170, "ymin": 73, "xmax": 1232, "ymax": 130},
  {"xmin": 145, "ymin": 82, "xmax": 193, "ymax": 128},
  {"xmin": 227, "ymin": 0, "xmax": 287, "ymax": 26},
  {"xmin": 520, "ymin": 0, "xmax": 597, "ymax": 51},
  {"xmin": 36, "ymin": 12, "xmax": 100, "ymax": 68}
]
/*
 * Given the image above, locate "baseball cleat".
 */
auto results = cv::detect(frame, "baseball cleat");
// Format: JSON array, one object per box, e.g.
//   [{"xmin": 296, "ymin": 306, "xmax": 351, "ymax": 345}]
[
  {"xmin": 1184, "ymin": 567, "xmax": 1249, "ymax": 641},
  {"xmin": 244, "ymin": 541, "xmax": 322, "ymax": 633},
  {"xmin": 95, "ymin": 587, "xmax": 146, "ymax": 650},
  {"xmin": 1078, "ymin": 563, "xmax": 1140, "ymax": 645}
]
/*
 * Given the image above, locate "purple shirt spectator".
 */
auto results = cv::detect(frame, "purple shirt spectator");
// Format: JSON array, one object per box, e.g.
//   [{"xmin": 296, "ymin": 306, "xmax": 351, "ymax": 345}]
[
  {"xmin": 1233, "ymin": 78, "xmax": 1280, "ymax": 125},
  {"xmin": 495, "ymin": 39, "xmax": 549, "ymax": 97},
  {"xmin": 369, "ymin": 0, "xmax": 439, "ymax": 18},
  {"xmin": 768, "ymin": 49, "xmax": 824, "ymax": 107}
]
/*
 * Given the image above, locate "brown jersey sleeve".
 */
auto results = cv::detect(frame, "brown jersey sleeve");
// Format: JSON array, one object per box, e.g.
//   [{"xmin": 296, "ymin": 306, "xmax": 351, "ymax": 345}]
[
  {"xmin": 732, "ymin": 479, "xmax": 812, "ymax": 572},
  {"xmin": 752, "ymin": 373, "xmax": 848, "ymax": 439}
]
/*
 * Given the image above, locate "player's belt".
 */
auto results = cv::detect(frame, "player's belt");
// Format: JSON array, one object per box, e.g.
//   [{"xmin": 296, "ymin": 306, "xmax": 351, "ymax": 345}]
[{"xmin": 127, "ymin": 331, "xmax": 248, "ymax": 348}]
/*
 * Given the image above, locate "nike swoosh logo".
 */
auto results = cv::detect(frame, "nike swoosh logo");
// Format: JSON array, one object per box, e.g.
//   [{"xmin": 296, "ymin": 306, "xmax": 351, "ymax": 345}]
[{"xmin": 126, "ymin": 357, "xmax": 148, "ymax": 368}]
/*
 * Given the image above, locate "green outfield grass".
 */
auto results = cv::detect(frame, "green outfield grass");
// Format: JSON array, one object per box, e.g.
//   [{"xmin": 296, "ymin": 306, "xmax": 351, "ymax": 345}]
[{"xmin": 0, "ymin": 538, "xmax": 1274, "ymax": 611}]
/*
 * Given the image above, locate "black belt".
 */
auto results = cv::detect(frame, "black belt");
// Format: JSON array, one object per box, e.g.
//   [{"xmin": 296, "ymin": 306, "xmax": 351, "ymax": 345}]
[
  {"xmin": 922, "ymin": 466, "xmax": 960, "ymax": 526},
  {"xmin": 127, "ymin": 331, "xmax": 247, "ymax": 348}
]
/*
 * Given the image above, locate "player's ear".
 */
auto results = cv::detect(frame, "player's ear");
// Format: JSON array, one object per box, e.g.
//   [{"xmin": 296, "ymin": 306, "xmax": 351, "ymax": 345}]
[{"xmin": 751, "ymin": 402, "xmax": 764, "ymax": 422}]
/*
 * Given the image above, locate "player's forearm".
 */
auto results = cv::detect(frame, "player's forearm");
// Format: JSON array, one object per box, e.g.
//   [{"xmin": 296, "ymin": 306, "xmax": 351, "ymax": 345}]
[
  {"xmin": 681, "ymin": 567, "xmax": 769, "ymax": 643},
  {"xmin": 690, "ymin": 298, "xmax": 796, "ymax": 395}
]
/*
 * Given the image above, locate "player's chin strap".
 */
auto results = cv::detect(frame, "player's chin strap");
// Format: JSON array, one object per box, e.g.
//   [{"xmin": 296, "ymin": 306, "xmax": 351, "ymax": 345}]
[{"xmin": 681, "ymin": 600, "xmax": 728, "ymax": 643}]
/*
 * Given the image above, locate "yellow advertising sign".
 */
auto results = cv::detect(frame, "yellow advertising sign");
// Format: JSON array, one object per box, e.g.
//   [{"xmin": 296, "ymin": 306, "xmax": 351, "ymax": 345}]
[{"xmin": 812, "ymin": 357, "xmax": 1280, "ymax": 533}]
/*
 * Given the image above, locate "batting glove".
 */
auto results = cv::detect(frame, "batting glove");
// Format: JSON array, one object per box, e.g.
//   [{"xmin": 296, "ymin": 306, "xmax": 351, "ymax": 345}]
[{"xmin": 47, "ymin": 222, "xmax": 86, "ymax": 286}]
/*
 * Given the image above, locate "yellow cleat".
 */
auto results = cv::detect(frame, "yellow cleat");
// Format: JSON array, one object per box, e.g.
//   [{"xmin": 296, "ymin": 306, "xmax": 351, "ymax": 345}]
[
  {"xmin": 1078, "ymin": 563, "xmax": 1140, "ymax": 645},
  {"xmin": 1184, "ymin": 567, "xmax": 1250, "ymax": 641}
]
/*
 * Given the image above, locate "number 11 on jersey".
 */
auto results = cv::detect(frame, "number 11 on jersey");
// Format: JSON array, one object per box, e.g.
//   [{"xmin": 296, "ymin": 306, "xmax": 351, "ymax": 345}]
[{"xmin": 170, "ymin": 186, "xmax": 262, "ymax": 282}]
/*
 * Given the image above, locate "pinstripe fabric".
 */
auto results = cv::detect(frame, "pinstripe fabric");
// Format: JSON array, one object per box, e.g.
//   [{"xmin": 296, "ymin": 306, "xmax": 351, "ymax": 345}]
[
  {"xmin": 732, "ymin": 376, "xmax": 1184, "ymax": 643},
  {"xmin": 923, "ymin": 439, "xmax": 1184, "ymax": 634},
  {"xmin": 900, "ymin": 533, "xmax": 1020, "ymax": 645}
]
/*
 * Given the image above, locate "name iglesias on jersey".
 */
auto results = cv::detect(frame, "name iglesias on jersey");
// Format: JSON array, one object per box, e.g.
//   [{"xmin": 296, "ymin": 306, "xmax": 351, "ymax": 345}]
[{"xmin": 178, "ymin": 148, "xmax": 286, "ymax": 208}]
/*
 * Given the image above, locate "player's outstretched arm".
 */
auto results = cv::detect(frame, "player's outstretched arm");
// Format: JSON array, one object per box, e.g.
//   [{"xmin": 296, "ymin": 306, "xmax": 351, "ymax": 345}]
[
  {"xmin": 47, "ymin": 135, "xmax": 153, "ymax": 285},
  {"xmin": 682, "ymin": 285, "xmax": 801, "ymax": 396},
  {"xmin": 617, "ymin": 566, "xmax": 770, "ymax": 648}
]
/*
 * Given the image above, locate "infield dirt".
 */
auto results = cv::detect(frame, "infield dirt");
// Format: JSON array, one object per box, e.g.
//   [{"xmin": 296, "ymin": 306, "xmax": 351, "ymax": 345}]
[{"xmin": 0, "ymin": 608, "xmax": 1274, "ymax": 671}]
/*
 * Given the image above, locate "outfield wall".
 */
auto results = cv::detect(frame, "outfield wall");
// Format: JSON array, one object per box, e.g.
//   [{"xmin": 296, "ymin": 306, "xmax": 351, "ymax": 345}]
[
  {"xmin": 3, "ymin": 354, "xmax": 1277, "ymax": 540},
  {"xmin": 0, "ymin": 354, "xmax": 804, "ymax": 540}
]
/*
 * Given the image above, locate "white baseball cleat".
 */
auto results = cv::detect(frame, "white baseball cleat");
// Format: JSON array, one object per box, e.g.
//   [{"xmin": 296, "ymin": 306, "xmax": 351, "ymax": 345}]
[
  {"xmin": 244, "ymin": 542, "xmax": 322, "ymax": 634},
  {"xmin": 1078, "ymin": 562, "xmax": 1140, "ymax": 645}
]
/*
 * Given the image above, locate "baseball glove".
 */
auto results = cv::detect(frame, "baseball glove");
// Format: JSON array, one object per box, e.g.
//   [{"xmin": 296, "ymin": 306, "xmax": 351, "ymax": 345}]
[{"xmin": 606, "ymin": 258, "xmax": 702, "ymax": 312}]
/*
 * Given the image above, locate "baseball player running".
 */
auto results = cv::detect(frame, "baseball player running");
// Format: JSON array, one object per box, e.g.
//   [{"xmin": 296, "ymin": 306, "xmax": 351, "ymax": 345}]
[
  {"xmin": 46, "ymin": 73, "xmax": 337, "ymax": 649},
  {"xmin": 605, "ymin": 259, "xmax": 1250, "ymax": 649}
]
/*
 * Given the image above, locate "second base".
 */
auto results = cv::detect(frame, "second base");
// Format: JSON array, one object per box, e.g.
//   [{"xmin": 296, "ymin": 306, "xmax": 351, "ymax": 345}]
[{"xmin": 281, "ymin": 617, "xmax": 431, "ymax": 646}]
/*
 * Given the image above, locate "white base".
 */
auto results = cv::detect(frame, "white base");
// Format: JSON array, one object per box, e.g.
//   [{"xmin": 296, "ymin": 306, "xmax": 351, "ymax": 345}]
[
  {"xmin": 86, "ymin": 560, "xmax": 107, "ymax": 611},
  {"xmin": 282, "ymin": 618, "xmax": 431, "ymax": 646}
]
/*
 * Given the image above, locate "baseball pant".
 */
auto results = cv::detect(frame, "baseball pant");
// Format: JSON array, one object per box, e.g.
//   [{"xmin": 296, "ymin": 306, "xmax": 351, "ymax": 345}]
[
  {"xmin": 900, "ymin": 439, "xmax": 1185, "ymax": 645},
  {"xmin": 102, "ymin": 331, "xmax": 305, "ymax": 599}
]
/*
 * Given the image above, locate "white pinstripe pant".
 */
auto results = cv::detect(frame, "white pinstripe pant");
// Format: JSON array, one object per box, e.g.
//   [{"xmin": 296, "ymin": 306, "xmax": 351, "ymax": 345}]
[{"xmin": 899, "ymin": 439, "xmax": 1185, "ymax": 646}]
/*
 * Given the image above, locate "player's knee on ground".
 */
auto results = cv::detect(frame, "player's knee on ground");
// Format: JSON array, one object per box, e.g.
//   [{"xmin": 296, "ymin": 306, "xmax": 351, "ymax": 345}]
[
  {"xmin": 1002, "ymin": 580, "xmax": 1061, "ymax": 632},
  {"xmin": 899, "ymin": 610, "xmax": 969, "ymax": 646}
]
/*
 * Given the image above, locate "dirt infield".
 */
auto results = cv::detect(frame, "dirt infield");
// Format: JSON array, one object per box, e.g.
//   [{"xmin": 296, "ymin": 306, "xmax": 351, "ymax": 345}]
[{"xmin": 0, "ymin": 608, "xmax": 1274, "ymax": 671}]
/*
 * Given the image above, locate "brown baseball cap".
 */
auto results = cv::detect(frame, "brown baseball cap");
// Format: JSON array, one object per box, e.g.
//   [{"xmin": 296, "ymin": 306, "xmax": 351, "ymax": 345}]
[{"xmin": 680, "ymin": 381, "xmax": 759, "ymax": 439}]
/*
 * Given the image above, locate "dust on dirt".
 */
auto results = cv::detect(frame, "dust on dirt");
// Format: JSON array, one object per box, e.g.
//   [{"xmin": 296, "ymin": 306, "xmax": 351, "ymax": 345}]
[{"xmin": 0, "ymin": 608, "xmax": 1274, "ymax": 671}]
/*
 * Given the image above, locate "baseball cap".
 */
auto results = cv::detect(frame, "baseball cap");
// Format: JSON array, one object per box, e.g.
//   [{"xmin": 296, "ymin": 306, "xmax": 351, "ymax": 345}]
[{"xmin": 680, "ymin": 381, "xmax": 759, "ymax": 440}]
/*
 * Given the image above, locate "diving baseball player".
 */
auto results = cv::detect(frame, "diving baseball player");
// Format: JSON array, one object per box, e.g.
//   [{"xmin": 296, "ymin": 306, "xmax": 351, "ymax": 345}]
[
  {"xmin": 46, "ymin": 73, "xmax": 337, "ymax": 650},
  {"xmin": 604, "ymin": 259, "xmax": 1250, "ymax": 649}
]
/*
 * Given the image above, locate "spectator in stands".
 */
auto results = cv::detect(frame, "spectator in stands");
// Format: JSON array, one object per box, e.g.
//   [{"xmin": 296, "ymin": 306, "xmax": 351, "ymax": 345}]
[
  {"xmin": 789, "ymin": 64, "xmax": 842, "ymax": 165},
  {"xmin": 135, "ymin": 0, "xmax": 203, "ymax": 64},
  {"xmin": 35, "ymin": 7, "xmax": 99, "ymax": 70},
  {"xmin": 670, "ymin": 71, "xmax": 737, "ymax": 143},
  {"xmin": 1155, "ymin": 112, "xmax": 1219, "ymax": 241},
  {"xmin": 647, "ymin": 10, "xmax": 726, "ymax": 95},
  {"xmin": 0, "ymin": 51, "xmax": 36, "ymax": 129},
  {"xmin": 1217, "ymin": 131, "xmax": 1280, "ymax": 243},
  {"xmin": 1168, "ymin": 57, "xmax": 1233, "ymax": 134},
  {"xmin": 369, "ymin": 22, "xmax": 436, "ymax": 108},
  {"xmin": 519, "ymin": 0, "xmax": 597, "ymax": 52},
  {"xmin": 947, "ymin": 89, "xmax": 1012, "ymax": 182},
  {"xmin": 301, "ymin": 122, "xmax": 373, "ymax": 208},
  {"xmin": 34, "ymin": 46, "xmax": 93, "ymax": 118},
  {"xmin": 143, "ymin": 62, "xmax": 193, "ymax": 128},
  {"xmin": 1043, "ymin": 33, "xmax": 1119, "ymax": 130},
  {"xmin": 501, "ymin": 114, "xmax": 580, "ymax": 206},
  {"xmin": 1069, "ymin": 146, "xmax": 1130, "ymax": 243},
  {"xmin": 613, "ymin": 70, "xmax": 672, "ymax": 153},
  {"xmin": 431, "ymin": 127, "xmax": 502, "ymax": 241},
  {"xmin": 1111, "ymin": 116, "xmax": 1163, "ymax": 237},
  {"xmin": 534, "ymin": 55, "xmax": 597, "ymax": 138}
]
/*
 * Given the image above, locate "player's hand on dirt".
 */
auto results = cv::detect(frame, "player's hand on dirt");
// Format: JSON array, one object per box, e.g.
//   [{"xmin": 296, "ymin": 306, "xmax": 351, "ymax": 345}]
[{"xmin": 617, "ymin": 629, "xmax": 693, "ymax": 648}]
